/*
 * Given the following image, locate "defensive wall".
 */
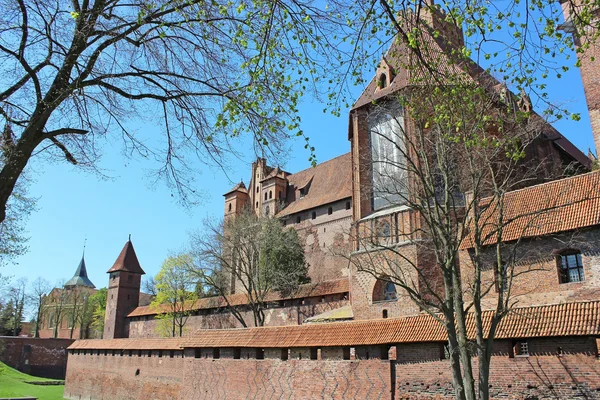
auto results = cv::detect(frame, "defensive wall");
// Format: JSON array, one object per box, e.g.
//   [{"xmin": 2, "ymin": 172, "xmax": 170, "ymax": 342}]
[
  {"xmin": 0, "ymin": 336, "xmax": 73, "ymax": 379},
  {"xmin": 65, "ymin": 301, "xmax": 600, "ymax": 399},
  {"xmin": 126, "ymin": 279, "xmax": 350, "ymax": 337}
]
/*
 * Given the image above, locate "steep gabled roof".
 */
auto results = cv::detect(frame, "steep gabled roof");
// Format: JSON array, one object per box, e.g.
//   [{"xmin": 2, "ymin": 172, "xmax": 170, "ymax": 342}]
[
  {"xmin": 64, "ymin": 256, "xmax": 96, "ymax": 288},
  {"xmin": 348, "ymin": 14, "xmax": 589, "ymax": 168},
  {"xmin": 107, "ymin": 240, "xmax": 145, "ymax": 275},
  {"xmin": 276, "ymin": 153, "xmax": 352, "ymax": 218}
]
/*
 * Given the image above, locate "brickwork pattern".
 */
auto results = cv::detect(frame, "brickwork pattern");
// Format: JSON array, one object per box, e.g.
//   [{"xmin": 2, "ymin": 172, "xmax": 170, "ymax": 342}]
[
  {"xmin": 0, "ymin": 337, "xmax": 73, "ymax": 379},
  {"xmin": 128, "ymin": 299, "xmax": 349, "ymax": 338},
  {"xmin": 461, "ymin": 230, "xmax": 600, "ymax": 310},
  {"xmin": 64, "ymin": 352, "xmax": 184, "ymax": 400},
  {"xmin": 64, "ymin": 336, "xmax": 600, "ymax": 400}
]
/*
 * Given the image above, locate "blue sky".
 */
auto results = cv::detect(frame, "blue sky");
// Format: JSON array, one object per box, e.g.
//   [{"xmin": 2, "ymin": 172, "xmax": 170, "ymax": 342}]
[{"xmin": 2, "ymin": 46, "xmax": 596, "ymax": 293}]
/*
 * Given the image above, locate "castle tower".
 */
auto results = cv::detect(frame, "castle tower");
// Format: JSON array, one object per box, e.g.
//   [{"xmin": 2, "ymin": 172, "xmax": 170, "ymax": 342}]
[
  {"xmin": 103, "ymin": 238, "xmax": 145, "ymax": 339},
  {"xmin": 560, "ymin": 0, "xmax": 600, "ymax": 155},
  {"xmin": 224, "ymin": 181, "xmax": 250, "ymax": 219}
]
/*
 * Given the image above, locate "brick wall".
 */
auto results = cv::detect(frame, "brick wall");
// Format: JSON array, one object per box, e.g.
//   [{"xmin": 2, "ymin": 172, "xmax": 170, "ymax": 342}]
[
  {"xmin": 127, "ymin": 299, "xmax": 349, "ymax": 338},
  {"xmin": 350, "ymin": 244, "xmax": 422, "ymax": 321},
  {"xmin": 64, "ymin": 351, "xmax": 184, "ymax": 400},
  {"xmin": 284, "ymin": 202, "xmax": 353, "ymax": 282},
  {"xmin": 460, "ymin": 229, "xmax": 600, "ymax": 310},
  {"xmin": 561, "ymin": 0, "xmax": 600, "ymax": 155},
  {"xmin": 394, "ymin": 337, "xmax": 600, "ymax": 399},
  {"xmin": 0, "ymin": 337, "xmax": 73, "ymax": 379},
  {"xmin": 64, "ymin": 336, "xmax": 600, "ymax": 399}
]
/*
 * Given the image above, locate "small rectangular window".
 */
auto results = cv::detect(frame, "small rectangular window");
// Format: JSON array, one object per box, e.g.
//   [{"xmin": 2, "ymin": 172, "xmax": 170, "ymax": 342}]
[
  {"xmin": 310, "ymin": 348, "xmax": 318, "ymax": 360},
  {"xmin": 296, "ymin": 216, "xmax": 301, "ymax": 224},
  {"xmin": 312, "ymin": 211, "xmax": 316, "ymax": 219},
  {"xmin": 558, "ymin": 251, "xmax": 584, "ymax": 283},
  {"xmin": 194, "ymin": 349, "xmax": 201, "ymax": 358},
  {"xmin": 513, "ymin": 340, "xmax": 529, "ymax": 357},
  {"xmin": 233, "ymin": 348, "xmax": 241, "ymax": 359},
  {"xmin": 213, "ymin": 348, "xmax": 220, "ymax": 359}
]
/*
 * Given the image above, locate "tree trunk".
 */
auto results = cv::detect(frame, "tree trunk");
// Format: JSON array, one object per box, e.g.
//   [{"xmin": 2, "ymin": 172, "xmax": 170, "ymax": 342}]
[
  {"xmin": 0, "ymin": 131, "xmax": 40, "ymax": 223},
  {"xmin": 453, "ymin": 268, "xmax": 476, "ymax": 400}
]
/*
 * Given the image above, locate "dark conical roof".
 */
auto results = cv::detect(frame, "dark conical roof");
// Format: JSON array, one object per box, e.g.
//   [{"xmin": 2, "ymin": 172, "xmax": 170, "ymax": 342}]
[
  {"xmin": 64, "ymin": 256, "xmax": 96, "ymax": 288},
  {"xmin": 107, "ymin": 240, "xmax": 145, "ymax": 275}
]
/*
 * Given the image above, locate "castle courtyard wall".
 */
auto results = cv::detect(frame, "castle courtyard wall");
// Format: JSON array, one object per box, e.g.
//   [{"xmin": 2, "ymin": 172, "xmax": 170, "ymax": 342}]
[
  {"xmin": 64, "ymin": 336, "xmax": 600, "ymax": 399},
  {"xmin": 127, "ymin": 299, "xmax": 349, "ymax": 337}
]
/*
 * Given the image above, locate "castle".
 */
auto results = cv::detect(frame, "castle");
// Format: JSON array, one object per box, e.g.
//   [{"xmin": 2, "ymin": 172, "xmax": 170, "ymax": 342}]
[{"xmin": 65, "ymin": 3, "xmax": 600, "ymax": 399}]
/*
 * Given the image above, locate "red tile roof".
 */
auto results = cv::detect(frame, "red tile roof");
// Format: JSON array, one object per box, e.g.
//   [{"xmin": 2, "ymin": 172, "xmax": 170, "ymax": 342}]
[
  {"xmin": 73, "ymin": 301, "xmax": 600, "ymax": 350},
  {"xmin": 277, "ymin": 153, "xmax": 352, "ymax": 217},
  {"xmin": 127, "ymin": 279, "xmax": 349, "ymax": 317},
  {"xmin": 107, "ymin": 240, "xmax": 145, "ymax": 275},
  {"xmin": 462, "ymin": 171, "xmax": 600, "ymax": 248},
  {"xmin": 69, "ymin": 338, "xmax": 183, "ymax": 351},
  {"xmin": 223, "ymin": 181, "xmax": 248, "ymax": 196}
]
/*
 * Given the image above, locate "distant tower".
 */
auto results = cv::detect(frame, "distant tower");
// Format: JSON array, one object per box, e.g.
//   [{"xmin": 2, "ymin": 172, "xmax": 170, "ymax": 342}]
[
  {"xmin": 559, "ymin": 0, "xmax": 600, "ymax": 155},
  {"xmin": 103, "ymin": 238, "xmax": 145, "ymax": 339},
  {"xmin": 64, "ymin": 255, "xmax": 95, "ymax": 289}
]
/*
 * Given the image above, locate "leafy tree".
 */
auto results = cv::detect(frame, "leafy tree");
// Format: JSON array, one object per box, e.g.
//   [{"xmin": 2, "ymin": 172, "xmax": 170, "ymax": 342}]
[
  {"xmin": 151, "ymin": 253, "xmax": 199, "ymax": 337},
  {"xmin": 83, "ymin": 288, "xmax": 107, "ymax": 339},
  {"xmin": 190, "ymin": 210, "xmax": 308, "ymax": 327}
]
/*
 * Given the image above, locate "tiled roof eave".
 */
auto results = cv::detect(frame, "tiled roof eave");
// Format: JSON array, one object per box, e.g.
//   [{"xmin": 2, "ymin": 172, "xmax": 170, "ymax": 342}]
[{"xmin": 75, "ymin": 301, "xmax": 600, "ymax": 351}]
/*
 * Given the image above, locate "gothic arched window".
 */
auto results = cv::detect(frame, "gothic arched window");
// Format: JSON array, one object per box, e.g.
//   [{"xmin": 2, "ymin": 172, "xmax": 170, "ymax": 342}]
[{"xmin": 372, "ymin": 277, "xmax": 397, "ymax": 302}]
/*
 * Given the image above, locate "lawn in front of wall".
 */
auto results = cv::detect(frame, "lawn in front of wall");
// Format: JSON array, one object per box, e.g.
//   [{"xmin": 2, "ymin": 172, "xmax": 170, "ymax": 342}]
[{"xmin": 0, "ymin": 361, "xmax": 65, "ymax": 400}]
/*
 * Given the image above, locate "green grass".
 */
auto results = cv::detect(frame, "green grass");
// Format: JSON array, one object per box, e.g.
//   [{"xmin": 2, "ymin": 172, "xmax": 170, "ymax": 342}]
[{"xmin": 0, "ymin": 361, "xmax": 65, "ymax": 400}]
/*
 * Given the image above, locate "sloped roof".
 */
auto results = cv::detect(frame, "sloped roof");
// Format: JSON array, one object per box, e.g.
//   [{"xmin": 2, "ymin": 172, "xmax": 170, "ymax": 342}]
[
  {"xmin": 223, "ymin": 181, "xmax": 248, "ymax": 196},
  {"xmin": 348, "ymin": 14, "xmax": 588, "ymax": 167},
  {"xmin": 107, "ymin": 240, "xmax": 145, "ymax": 275},
  {"xmin": 462, "ymin": 171, "xmax": 600, "ymax": 248},
  {"xmin": 128, "ymin": 278, "xmax": 349, "ymax": 318},
  {"xmin": 69, "ymin": 338, "xmax": 183, "ymax": 351},
  {"xmin": 304, "ymin": 305, "xmax": 354, "ymax": 323},
  {"xmin": 64, "ymin": 256, "xmax": 95, "ymax": 288},
  {"xmin": 71, "ymin": 301, "xmax": 600, "ymax": 350},
  {"xmin": 260, "ymin": 166, "xmax": 289, "ymax": 182},
  {"xmin": 276, "ymin": 153, "xmax": 352, "ymax": 218}
]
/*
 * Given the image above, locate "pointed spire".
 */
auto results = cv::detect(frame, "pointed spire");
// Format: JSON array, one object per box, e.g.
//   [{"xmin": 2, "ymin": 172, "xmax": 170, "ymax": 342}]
[
  {"xmin": 107, "ymin": 239, "xmax": 145, "ymax": 275},
  {"xmin": 64, "ymin": 254, "xmax": 96, "ymax": 288}
]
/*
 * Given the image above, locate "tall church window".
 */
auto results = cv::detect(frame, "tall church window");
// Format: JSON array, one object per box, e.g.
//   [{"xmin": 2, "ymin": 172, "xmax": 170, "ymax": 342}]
[{"xmin": 369, "ymin": 103, "xmax": 407, "ymax": 210}]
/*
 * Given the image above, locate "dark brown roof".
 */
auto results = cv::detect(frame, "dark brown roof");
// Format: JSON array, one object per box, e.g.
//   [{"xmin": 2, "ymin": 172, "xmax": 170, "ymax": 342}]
[
  {"xmin": 72, "ymin": 301, "xmax": 600, "ymax": 350},
  {"xmin": 223, "ymin": 181, "xmax": 248, "ymax": 196},
  {"xmin": 462, "ymin": 171, "xmax": 600, "ymax": 248},
  {"xmin": 260, "ymin": 167, "xmax": 289, "ymax": 182},
  {"xmin": 127, "ymin": 278, "xmax": 349, "ymax": 317},
  {"xmin": 106, "ymin": 240, "xmax": 145, "ymax": 275},
  {"xmin": 276, "ymin": 153, "xmax": 352, "ymax": 217}
]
